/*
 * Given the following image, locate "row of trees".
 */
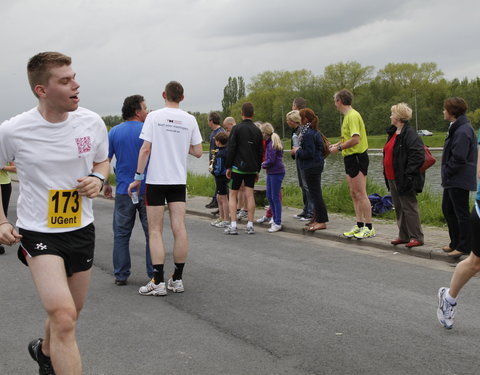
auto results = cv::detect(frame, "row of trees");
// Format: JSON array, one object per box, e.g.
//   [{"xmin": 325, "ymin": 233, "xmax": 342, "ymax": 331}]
[
  {"xmin": 221, "ymin": 62, "xmax": 480, "ymax": 138},
  {"xmin": 103, "ymin": 63, "xmax": 480, "ymax": 141}
]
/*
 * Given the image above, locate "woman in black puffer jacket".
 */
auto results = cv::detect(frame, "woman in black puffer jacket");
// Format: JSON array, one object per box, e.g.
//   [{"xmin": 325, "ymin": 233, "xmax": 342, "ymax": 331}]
[{"xmin": 383, "ymin": 103, "xmax": 425, "ymax": 248}]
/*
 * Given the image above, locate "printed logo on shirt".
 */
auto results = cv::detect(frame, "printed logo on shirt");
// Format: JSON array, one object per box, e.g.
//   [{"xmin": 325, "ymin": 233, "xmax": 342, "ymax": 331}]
[
  {"xmin": 167, "ymin": 119, "xmax": 183, "ymax": 125},
  {"xmin": 75, "ymin": 136, "xmax": 92, "ymax": 156}
]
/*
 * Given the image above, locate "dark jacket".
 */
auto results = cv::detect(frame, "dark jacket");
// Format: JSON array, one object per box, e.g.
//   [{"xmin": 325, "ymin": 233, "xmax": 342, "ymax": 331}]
[
  {"xmin": 262, "ymin": 138, "xmax": 285, "ymax": 175},
  {"xmin": 225, "ymin": 119, "xmax": 263, "ymax": 173},
  {"xmin": 295, "ymin": 128, "xmax": 324, "ymax": 170},
  {"xmin": 441, "ymin": 114, "xmax": 477, "ymax": 191},
  {"xmin": 383, "ymin": 122, "xmax": 425, "ymax": 194},
  {"xmin": 212, "ymin": 146, "xmax": 227, "ymax": 177}
]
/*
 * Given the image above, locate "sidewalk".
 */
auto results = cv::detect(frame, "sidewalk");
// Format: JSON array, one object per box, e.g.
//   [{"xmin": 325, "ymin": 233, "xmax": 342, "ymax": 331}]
[{"xmin": 186, "ymin": 195, "xmax": 465, "ymax": 264}]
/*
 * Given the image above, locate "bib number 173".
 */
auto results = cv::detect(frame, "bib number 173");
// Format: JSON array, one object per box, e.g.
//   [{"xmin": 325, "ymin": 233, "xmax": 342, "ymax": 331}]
[{"xmin": 48, "ymin": 189, "xmax": 82, "ymax": 228}]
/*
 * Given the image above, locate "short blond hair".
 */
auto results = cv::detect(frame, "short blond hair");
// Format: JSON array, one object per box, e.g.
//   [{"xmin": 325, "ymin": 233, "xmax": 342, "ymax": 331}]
[
  {"xmin": 286, "ymin": 110, "xmax": 301, "ymax": 124},
  {"xmin": 391, "ymin": 103, "xmax": 413, "ymax": 122}
]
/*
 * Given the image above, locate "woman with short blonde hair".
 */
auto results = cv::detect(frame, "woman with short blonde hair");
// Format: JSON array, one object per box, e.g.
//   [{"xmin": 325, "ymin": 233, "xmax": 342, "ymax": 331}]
[{"xmin": 383, "ymin": 102, "xmax": 425, "ymax": 248}]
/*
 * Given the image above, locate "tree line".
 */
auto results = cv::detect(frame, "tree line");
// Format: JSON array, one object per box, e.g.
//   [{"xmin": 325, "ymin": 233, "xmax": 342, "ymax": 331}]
[
  {"xmin": 103, "ymin": 62, "xmax": 480, "ymax": 140},
  {"xmin": 222, "ymin": 62, "xmax": 480, "ymax": 138}
]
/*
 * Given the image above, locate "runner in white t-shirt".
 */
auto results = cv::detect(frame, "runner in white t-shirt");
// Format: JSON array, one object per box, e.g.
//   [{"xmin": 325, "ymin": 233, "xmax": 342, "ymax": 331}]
[
  {"xmin": 128, "ymin": 81, "xmax": 202, "ymax": 296},
  {"xmin": 0, "ymin": 52, "xmax": 109, "ymax": 374}
]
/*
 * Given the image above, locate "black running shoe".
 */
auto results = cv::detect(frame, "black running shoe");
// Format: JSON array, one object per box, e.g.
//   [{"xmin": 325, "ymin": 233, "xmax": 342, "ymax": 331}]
[
  {"xmin": 0, "ymin": 245, "xmax": 5, "ymax": 255},
  {"xmin": 28, "ymin": 338, "xmax": 55, "ymax": 375}
]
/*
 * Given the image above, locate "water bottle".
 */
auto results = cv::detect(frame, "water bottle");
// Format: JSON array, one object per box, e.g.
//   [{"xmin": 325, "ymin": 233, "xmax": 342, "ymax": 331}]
[
  {"xmin": 131, "ymin": 191, "xmax": 139, "ymax": 204},
  {"xmin": 292, "ymin": 133, "xmax": 299, "ymax": 148}
]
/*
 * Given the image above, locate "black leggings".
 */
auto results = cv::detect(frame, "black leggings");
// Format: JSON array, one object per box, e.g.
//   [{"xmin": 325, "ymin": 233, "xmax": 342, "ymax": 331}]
[{"xmin": 1, "ymin": 183, "xmax": 12, "ymax": 217}]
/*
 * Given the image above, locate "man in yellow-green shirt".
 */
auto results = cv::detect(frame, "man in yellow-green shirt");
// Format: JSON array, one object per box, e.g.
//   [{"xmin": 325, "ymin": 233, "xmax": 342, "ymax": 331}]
[{"xmin": 329, "ymin": 89, "xmax": 375, "ymax": 239}]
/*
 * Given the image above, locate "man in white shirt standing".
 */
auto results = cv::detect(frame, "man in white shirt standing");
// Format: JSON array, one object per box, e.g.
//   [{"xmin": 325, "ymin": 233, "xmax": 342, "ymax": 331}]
[
  {"xmin": 129, "ymin": 81, "xmax": 202, "ymax": 296},
  {"xmin": 0, "ymin": 52, "xmax": 109, "ymax": 375}
]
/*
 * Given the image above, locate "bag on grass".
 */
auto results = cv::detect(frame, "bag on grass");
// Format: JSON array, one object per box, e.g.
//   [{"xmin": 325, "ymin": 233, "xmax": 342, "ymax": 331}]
[{"xmin": 368, "ymin": 193, "xmax": 394, "ymax": 216}]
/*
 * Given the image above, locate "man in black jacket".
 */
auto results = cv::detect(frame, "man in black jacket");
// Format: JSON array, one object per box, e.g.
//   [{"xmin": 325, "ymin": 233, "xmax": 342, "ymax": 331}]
[{"xmin": 224, "ymin": 102, "xmax": 263, "ymax": 234}]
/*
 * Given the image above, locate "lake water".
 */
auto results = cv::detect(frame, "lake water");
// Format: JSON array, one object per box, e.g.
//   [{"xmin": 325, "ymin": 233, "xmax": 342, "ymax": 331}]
[{"xmin": 188, "ymin": 150, "xmax": 444, "ymax": 193}]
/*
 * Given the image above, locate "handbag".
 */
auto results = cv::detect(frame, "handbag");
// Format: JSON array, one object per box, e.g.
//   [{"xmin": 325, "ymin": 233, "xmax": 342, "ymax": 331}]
[
  {"xmin": 420, "ymin": 144, "xmax": 436, "ymax": 172},
  {"xmin": 320, "ymin": 132, "xmax": 331, "ymax": 157}
]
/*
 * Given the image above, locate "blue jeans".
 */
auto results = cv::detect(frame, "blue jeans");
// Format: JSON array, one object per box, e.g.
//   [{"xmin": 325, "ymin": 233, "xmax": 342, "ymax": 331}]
[
  {"xmin": 266, "ymin": 173, "xmax": 285, "ymax": 225},
  {"xmin": 113, "ymin": 194, "xmax": 153, "ymax": 280}
]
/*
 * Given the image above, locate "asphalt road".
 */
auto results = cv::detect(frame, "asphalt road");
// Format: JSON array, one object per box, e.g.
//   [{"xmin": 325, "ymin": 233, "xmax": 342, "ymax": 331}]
[{"xmin": 1, "ymin": 183, "xmax": 479, "ymax": 375}]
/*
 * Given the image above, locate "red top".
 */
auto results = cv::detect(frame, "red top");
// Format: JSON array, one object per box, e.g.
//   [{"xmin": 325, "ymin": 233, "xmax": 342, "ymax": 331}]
[{"xmin": 383, "ymin": 132, "xmax": 397, "ymax": 180}]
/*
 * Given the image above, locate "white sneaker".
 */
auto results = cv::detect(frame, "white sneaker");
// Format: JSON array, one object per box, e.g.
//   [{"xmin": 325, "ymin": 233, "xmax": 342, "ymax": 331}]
[
  {"xmin": 268, "ymin": 224, "xmax": 282, "ymax": 233},
  {"xmin": 167, "ymin": 278, "xmax": 185, "ymax": 293},
  {"xmin": 139, "ymin": 279, "xmax": 167, "ymax": 296},
  {"xmin": 437, "ymin": 287, "xmax": 456, "ymax": 329},
  {"xmin": 237, "ymin": 210, "xmax": 248, "ymax": 220},
  {"xmin": 210, "ymin": 218, "xmax": 222, "ymax": 226},
  {"xmin": 215, "ymin": 220, "xmax": 230, "ymax": 228},
  {"xmin": 245, "ymin": 226, "xmax": 255, "ymax": 234},
  {"xmin": 268, "ymin": 218, "xmax": 274, "ymax": 225},
  {"xmin": 256, "ymin": 216, "xmax": 269, "ymax": 223}
]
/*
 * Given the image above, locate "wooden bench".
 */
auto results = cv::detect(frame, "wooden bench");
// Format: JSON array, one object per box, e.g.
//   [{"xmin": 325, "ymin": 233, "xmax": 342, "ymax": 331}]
[{"xmin": 254, "ymin": 185, "xmax": 267, "ymax": 206}]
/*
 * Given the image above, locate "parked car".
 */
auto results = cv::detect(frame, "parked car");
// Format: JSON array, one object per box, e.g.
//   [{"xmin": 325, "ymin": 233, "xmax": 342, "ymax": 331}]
[{"xmin": 417, "ymin": 129, "xmax": 433, "ymax": 136}]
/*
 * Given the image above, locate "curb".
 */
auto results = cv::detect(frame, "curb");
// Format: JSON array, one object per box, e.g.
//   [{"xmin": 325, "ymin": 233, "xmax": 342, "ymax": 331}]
[{"xmin": 186, "ymin": 205, "xmax": 465, "ymax": 265}]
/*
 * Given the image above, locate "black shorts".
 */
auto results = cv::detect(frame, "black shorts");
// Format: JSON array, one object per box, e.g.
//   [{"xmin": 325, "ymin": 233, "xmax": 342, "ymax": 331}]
[
  {"xmin": 18, "ymin": 223, "xmax": 95, "ymax": 277},
  {"xmin": 344, "ymin": 151, "xmax": 369, "ymax": 178},
  {"xmin": 470, "ymin": 204, "xmax": 480, "ymax": 257},
  {"xmin": 145, "ymin": 184, "xmax": 186, "ymax": 206},
  {"xmin": 215, "ymin": 176, "xmax": 229, "ymax": 196},
  {"xmin": 231, "ymin": 172, "xmax": 256, "ymax": 190}
]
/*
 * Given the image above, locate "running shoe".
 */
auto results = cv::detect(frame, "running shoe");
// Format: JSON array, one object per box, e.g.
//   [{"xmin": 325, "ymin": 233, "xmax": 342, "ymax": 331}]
[
  {"xmin": 28, "ymin": 338, "xmax": 55, "ymax": 375},
  {"xmin": 210, "ymin": 218, "xmax": 222, "ymax": 226},
  {"xmin": 245, "ymin": 226, "xmax": 255, "ymax": 234},
  {"xmin": 237, "ymin": 210, "xmax": 248, "ymax": 220},
  {"xmin": 167, "ymin": 278, "xmax": 185, "ymax": 293},
  {"xmin": 354, "ymin": 227, "xmax": 376, "ymax": 239},
  {"xmin": 215, "ymin": 221, "xmax": 230, "ymax": 228},
  {"xmin": 138, "ymin": 279, "xmax": 167, "ymax": 296},
  {"xmin": 293, "ymin": 212, "xmax": 305, "ymax": 219},
  {"xmin": 0, "ymin": 245, "xmax": 5, "ymax": 255},
  {"xmin": 299, "ymin": 216, "xmax": 313, "ymax": 222},
  {"xmin": 343, "ymin": 225, "xmax": 361, "ymax": 238},
  {"xmin": 437, "ymin": 287, "xmax": 456, "ymax": 329},
  {"xmin": 224, "ymin": 226, "xmax": 238, "ymax": 235},
  {"xmin": 256, "ymin": 216, "xmax": 269, "ymax": 223},
  {"xmin": 268, "ymin": 224, "xmax": 282, "ymax": 233}
]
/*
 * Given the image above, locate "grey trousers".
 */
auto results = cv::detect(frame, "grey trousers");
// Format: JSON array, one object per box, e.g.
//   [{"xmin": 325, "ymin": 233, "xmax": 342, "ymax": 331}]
[{"xmin": 388, "ymin": 180, "xmax": 424, "ymax": 242}]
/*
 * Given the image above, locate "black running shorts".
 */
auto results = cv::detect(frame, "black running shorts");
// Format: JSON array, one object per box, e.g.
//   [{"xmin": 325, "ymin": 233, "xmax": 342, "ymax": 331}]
[
  {"xmin": 470, "ymin": 203, "xmax": 480, "ymax": 257},
  {"xmin": 215, "ymin": 176, "xmax": 229, "ymax": 195},
  {"xmin": 231, "ymin": 172, "xmax": 256, "ymax": 190},
  {"xmin": 18, "ymin": 223, "xmax": 95, "ymax": 277},
  {"xmin": 145, "ymin": 184, "xmax": 186, "ymax": 206},
  {"xmin": 344, "ymin": 151, "xmax": 369, "ymax": 178}
]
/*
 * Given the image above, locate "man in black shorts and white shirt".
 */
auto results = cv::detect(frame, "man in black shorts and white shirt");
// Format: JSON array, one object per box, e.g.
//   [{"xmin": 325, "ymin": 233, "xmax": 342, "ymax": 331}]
[
  {"xmin": 0, "ymin": 52, "xmax": 109, "ymax": 374},
  {"xmin": 128, "ymin": 81, "xmax": 202, "ymax": 296}
]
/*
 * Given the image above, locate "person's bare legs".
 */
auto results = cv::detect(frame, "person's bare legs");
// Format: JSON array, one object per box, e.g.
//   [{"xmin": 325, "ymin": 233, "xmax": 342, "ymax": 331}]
[
  {"xmin": 346, "ymin": 172, "xmax": 372, "ymax": 223},
  {"xmin": 217, "ymin": 194, "xmax": 229, "ymax": 222},
  {"xmin": 449, "ymin": 253, "xmax": 480, "ymax": 298},
  {"xmin": 244, "ymin": 186, "xmax": 256, "ymax": 223},
  {"xmin": 146, "ymin": 205, "xmax": 166, "ymax": 264},
  {"xmin": 229, "ymin": 189, "xmax": 239, "ymax": 224},
  {"xmin": 27, "ymin": 255, "xmax": 91, "ymax": 375},
  {"xmin": 168, "ymin": 202, "xmax": 188, "ymax": 263}
]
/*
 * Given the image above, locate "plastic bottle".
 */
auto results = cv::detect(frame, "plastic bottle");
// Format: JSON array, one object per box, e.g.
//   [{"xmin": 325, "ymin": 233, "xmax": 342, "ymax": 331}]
[{"xmin": 131, "ymin": 191, "xmax": 139, "ymax": 204}]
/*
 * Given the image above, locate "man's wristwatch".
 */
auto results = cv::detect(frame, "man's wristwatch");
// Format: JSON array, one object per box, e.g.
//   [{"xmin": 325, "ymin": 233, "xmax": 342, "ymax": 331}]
[
  {"xmin": 337, "ymin": 144, "xmax": 343, "ymax": 151},
  {"xmin": 88, "ymin": 172, "xmax": 105, "ymax": 192}
]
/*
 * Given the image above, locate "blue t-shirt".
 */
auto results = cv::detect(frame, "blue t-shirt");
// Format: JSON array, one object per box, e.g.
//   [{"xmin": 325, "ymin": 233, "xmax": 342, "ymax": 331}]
[
  {"xmin": 209, "ymin": 127, "xmax": 225, "ymax": 160},
  {"xmin": 108, "ymin": 121, "xmax": 147, "ymax": 195}
]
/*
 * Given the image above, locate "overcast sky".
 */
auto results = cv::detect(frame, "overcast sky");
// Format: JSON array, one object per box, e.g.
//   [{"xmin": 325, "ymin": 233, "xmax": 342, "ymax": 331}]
[{"xmin": 1, "ymin": 0, "xmax": 479, "ymax": 121}]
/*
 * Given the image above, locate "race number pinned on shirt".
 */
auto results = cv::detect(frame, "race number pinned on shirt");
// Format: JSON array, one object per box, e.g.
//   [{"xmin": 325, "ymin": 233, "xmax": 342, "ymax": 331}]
[{"xmin": 48, "ymin": 189, "xmax": 82, "ymax": 228}]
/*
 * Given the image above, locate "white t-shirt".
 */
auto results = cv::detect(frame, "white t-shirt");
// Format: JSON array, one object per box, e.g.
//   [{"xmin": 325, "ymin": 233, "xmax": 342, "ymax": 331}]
[
  {"xmin": 0, "ymin": 107, "xmax": 108, "ymax": 233},
  {"xmin": 140, "ymin": 107, "xmax": 202, "ymax": 184}
]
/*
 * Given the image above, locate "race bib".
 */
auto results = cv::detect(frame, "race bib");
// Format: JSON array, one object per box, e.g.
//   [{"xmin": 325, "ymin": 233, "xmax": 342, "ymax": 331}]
[{"xmin": 48, "ymin": 189, "xmax": 82, "ymax": 228}]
